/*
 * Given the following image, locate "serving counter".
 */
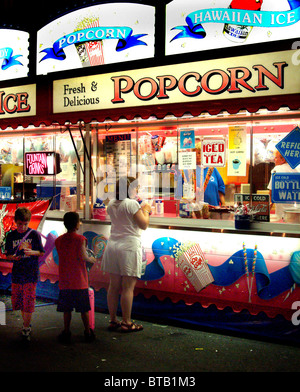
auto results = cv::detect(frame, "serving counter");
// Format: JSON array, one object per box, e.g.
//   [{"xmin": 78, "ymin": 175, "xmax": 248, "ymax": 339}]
[
  {"xmin": 42, "ymin": 214, "xmax": 300, "ymax": 322},
  {"xmin": 0, "ymin": 201, "xmax": 299, "ymax": 343}
]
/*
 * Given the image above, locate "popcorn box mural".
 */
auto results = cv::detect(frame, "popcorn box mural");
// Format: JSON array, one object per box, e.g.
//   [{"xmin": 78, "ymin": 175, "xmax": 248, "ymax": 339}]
[
  {"xmin": 176, "ymin": 243, "xmax": 214, "ymax": 292},
  {"xmin": 2, "ymin": 220, "xmax": 299, "ymax": 321}
]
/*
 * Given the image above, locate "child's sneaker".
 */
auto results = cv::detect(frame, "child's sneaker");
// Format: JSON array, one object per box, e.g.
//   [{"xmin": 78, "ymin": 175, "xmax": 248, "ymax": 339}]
[{"xmin": 21, "ymin": 325, "xmax": 31, "ymax": 342}]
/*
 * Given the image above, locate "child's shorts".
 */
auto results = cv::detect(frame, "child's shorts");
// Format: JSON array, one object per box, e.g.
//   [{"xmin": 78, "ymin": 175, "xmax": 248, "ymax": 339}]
[
  {"xmin": 57, "ymin": 289, "xmax": 91, "ymax": 313},
  {"xmin": 11, "ymin": 283, "xmax": 37, "ymax": 313}
]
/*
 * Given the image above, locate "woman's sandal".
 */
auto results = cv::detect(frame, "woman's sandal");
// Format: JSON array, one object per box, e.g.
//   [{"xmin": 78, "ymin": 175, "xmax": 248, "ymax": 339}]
[
  {"xmin": 121, "ymin": 321, "xmax": 143, "ymax": 333},
  {"xmin": 108, "ymin": 321, "xmax": 122, "ymax": 331}
]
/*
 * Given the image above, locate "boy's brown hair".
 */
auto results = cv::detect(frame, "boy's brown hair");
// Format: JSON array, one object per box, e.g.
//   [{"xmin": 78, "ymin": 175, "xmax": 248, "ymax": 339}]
[
  {"xmin": 63, "ymin": 211, "xmax": 80, "ymax": 231},
  {"xmin": 14, "ymin": 207, "xmax": 32, "ymax": 222}
]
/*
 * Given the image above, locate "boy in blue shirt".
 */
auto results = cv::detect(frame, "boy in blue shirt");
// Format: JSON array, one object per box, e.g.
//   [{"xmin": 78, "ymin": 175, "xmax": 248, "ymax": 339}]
[{"xmin": 5, "ymin": 207, "xmax": 44, "ymax": 341}]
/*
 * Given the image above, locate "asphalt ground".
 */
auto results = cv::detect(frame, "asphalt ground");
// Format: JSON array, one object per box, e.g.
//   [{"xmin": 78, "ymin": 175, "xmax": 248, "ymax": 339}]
[{"xmin": 0, "ymin": 295, "xmax": 299, "ymax": 384}]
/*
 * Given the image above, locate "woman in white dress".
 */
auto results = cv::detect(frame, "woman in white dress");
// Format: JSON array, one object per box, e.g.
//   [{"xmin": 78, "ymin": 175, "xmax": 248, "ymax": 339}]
[{"xmin": 101, "ymin": 177, "xmax": 151, "ymax": 332}]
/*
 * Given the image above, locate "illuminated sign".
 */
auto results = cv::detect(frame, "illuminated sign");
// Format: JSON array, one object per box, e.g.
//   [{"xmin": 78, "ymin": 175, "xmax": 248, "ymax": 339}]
[
  {"xmin": 0, "ymin": 84, "xmax": 36, "ymax": 119},
  {"xmin": 53, "ymin": 50, "xmax": 299, "ymax": 113},
  {"xmin": 37, "ymin": 3, "xmax": 155, "ymax": 75},
  {"xmin": 0, "ymin": 29, "xmax": 29, "ymax": 81},
  {"xmin": 166, "ymin": 0, "xmax": 300, "ymax": 56},
  {"xmin": 25, "ymin": 152, "xmax": 61, "ymax": 176}
]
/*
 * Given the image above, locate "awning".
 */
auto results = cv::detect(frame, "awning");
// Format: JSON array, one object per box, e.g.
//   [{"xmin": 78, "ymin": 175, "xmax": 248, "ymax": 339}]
[{"xmin": 0, "ymin": 92, "xmax": 299, "ymax": 130}]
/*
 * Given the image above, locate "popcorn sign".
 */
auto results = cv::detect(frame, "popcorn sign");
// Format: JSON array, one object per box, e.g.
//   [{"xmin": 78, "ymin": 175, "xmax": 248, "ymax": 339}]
[
  {"xmin": 201, "ymin": 139, "xmax": 226, "ymax": 167},
  {"xmin": 177, "ymin": 243, "xmax": 214, "ymax": 292}
]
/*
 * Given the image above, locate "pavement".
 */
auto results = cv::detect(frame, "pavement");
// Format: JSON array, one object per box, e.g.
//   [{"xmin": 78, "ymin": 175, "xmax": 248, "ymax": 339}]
[{"xmin": 0, "ymin": 295, "xmax": 299, "ymax": 379}]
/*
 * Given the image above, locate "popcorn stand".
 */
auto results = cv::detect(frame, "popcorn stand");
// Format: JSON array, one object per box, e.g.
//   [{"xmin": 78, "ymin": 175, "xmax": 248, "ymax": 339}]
[{"xmin": 0, "ymin": 1, "xmax": 300, "ymax": 343}]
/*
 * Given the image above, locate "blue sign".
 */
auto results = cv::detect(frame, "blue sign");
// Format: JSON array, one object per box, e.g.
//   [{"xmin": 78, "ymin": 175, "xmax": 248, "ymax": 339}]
[
  {"xmin": 40, "ymin": 27, "xmax": 147, "ymax": 62},
  {"xmin": 171, "ymin": 1, "xmax": 300, "ymax": 42},
  {"xmin": 0, "ymin": 187, "xmax": 11, "ymax": 200},
  {"xmin": 275, "ymin": 126, "xmax": 300, "ymax": 169},
  {"xmin": 271, "ymin": 173, "xmax": 300, "ymax": 203}
]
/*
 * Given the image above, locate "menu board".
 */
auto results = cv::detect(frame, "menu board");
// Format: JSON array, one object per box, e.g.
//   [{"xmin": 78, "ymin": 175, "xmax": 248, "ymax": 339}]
[{"xmin": 105, "ymin": 134, "xmax": 131, "ymax": 178}]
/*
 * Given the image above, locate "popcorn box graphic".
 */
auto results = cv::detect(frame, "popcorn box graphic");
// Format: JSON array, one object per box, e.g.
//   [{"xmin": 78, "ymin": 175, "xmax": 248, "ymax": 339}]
[
  {"xmin": 177, "ymin": 243, "xmax": 214, "ymax": 292},
  {"xmin": 74, "ymin": 18, "xmax": 104, "ymax": 67}
]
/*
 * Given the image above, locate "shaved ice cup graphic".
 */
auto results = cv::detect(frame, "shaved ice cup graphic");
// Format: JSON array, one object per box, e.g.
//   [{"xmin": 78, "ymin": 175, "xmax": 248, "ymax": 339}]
[
  {"xmin": 223, "ymin": 21, "xmax": 253, "ymax": 43},
  {"xmin": 223, "ymin": 1, "xmax": 263, "ymax": 43},
  {"xmin": 74, "ymin": 18, "xmax": 104, "ymax": 67}
]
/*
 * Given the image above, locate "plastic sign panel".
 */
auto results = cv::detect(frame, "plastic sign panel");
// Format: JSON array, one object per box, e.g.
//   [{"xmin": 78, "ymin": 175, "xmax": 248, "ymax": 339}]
[
  {"xmin": 0, "ymin": 29, "xmax": 29, "ymax": 81},
  {"xmin": 276, "ymin": 126, "xmax": 300, "ymax": 169},
  {"xmin": 234, "ymin": 193, "xmax": 270, "ymax": 221},
  {"xmin": 201, "ymin": 139, "xmax": 226, "ymax": 167},
  {"xmin": 166, "ymin": 0, "xmax": 300, "ymax": 56},
  {"xmin": 37, "ymin": 3, "xmax": 155, "ymax": 75},
  {"xmin": 0, "ymin": 187, "xmax": 11, "ymax": 200},
  {"xmin": 180, "ymin": 129, "xmax": 195, "ymax": 149},
  {"xmin": 25, "ymin": 152, "xmax": 61, "ymax": 176},
  {"xmin": 227, "ymin": 125, "xmax": 247, "ymax": 176},
  {"xmin": 0, "ymin": 84, "xmax": 36, "ymax": 119},
  {"xmin": 53, "ymin": 50, "xmax": 300, "ymax": 113},
  {"xmin": 271, "ymin": 173, "xmax": 300, "ymax": 203},
  {"xmin": 179, "ymin": 151, "xmax": 196, "ymax": 170}
]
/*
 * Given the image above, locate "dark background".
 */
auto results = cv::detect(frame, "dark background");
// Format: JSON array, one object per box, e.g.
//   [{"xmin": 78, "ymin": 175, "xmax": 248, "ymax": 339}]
[
  {"xmin": 0, "ymin": 0, "xmax": 296, "ymax": 83},
  {"xmin": 1, "ymin": 0, "xmax": 167, "ymax": 30}
]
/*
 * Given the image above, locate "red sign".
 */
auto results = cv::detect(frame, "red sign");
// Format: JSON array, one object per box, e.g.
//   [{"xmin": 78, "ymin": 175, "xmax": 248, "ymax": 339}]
[
  {"xmin": 0, "ymin": 91, "xmax": 31, "ymax": 114},
  {"xmin": 110, "ymin": 62, "xmax": 286, "ymax": 103},
  {"xmin": 25, "ymin": 152, "xmax": 60, "ymax": 176}
]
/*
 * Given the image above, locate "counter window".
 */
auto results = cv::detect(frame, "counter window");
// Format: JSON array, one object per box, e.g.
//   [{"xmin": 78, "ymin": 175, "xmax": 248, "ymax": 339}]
[
  {"xmin": 2, "ymin": 112, "xmax": 298, "ymax": 225},
  {"xmin": 92, "ymin": 112, "xmax": 300, "ymax": 225}
]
